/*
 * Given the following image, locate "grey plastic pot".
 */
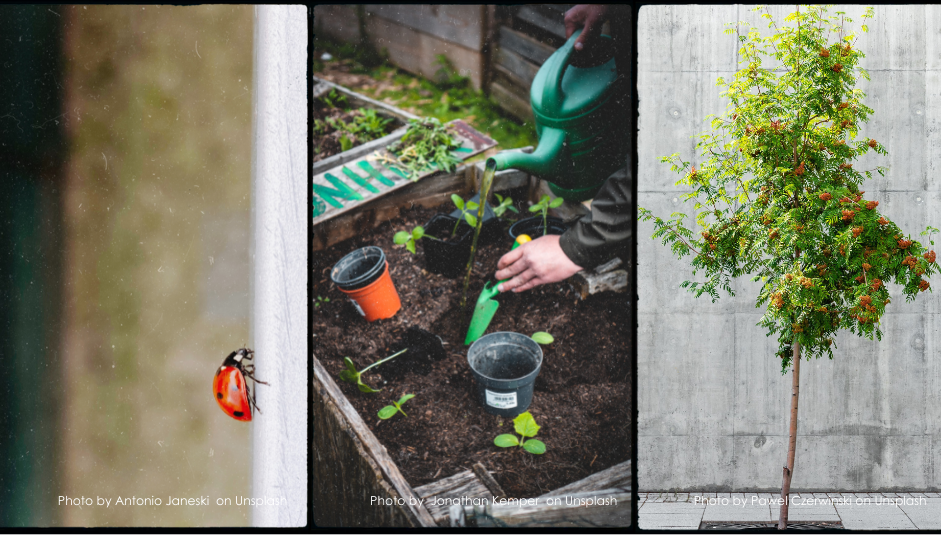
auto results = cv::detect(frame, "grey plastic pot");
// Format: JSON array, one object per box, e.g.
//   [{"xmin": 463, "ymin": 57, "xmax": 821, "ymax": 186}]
[{"xmin": 466, "ymin": 332, "xmax": 543, "ymax": 417}]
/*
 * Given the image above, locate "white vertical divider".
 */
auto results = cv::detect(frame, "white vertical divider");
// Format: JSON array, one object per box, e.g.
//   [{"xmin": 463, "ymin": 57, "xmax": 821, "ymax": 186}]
[{"xmin": 250, "ymin": 5, "xmax": 307, "ymax": 527}]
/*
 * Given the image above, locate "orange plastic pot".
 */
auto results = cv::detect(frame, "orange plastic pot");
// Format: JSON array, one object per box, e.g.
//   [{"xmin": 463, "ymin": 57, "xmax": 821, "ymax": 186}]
[{"xmin": 331, "ymin": 246, "xmax": 401, "ymax": 321}]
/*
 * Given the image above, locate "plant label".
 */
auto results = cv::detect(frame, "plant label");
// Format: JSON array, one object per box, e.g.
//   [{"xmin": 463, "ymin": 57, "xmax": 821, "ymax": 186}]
[{"xmin": 486, "ymin": 389, "xmax": 517, "ymax": 409}]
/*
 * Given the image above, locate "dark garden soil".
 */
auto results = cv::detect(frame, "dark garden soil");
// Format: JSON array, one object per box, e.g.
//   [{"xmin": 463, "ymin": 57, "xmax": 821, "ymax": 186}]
[{"xmin": 313, "ymin": 202, "xmax": 632, "ymax": 498}]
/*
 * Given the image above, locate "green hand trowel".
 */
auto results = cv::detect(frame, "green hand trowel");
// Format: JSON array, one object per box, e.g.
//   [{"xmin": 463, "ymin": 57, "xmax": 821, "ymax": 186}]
[{"xmin": 465, "ymin": 234, "xmax": 532, "ymax": 345}]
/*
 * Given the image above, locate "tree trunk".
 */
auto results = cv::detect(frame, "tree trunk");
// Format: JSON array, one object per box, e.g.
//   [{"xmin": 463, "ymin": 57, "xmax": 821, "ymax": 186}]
[{"xmin": 778, "ymin": 342, "xmax": 801, "ymax": 530}]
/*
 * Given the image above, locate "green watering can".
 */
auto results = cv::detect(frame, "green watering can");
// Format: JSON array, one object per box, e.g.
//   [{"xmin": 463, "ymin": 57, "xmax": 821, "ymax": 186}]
[{"xmin": 491, "ymin": 29, "xmax": 627, "ymax": 202}]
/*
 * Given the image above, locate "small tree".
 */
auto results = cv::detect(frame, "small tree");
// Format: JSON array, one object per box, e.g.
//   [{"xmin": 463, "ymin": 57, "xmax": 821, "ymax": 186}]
[{"xmin": 639, "ymin": 6, "xmax": 938, "ymax": 529}]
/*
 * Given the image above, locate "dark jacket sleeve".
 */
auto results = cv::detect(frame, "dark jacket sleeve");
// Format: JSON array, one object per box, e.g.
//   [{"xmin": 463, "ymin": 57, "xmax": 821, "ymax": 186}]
[
  {"xmin": 558, "ymin": 166, "xmax": 633, "ymax": 269},
  {"xmin": 558, "ymin": 5, "xmax": 633, "ymax": 270}
]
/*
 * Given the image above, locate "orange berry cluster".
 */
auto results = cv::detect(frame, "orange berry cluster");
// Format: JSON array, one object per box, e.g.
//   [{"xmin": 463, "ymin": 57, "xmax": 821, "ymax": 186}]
[
  {"xmin": 866, "ymin": 201, "xmax": 879, "ymax": 210},
  {"xmin": 925, "ymin": 251, "xmax": 937, "ymax": 264},
  {"xmin": 898, "ymin": 239, "xmax": 912, "ymax": 249},
  {"xmin": 871, "ymin": 278, "xmax": 882, "ymax": 291},
  {"xmin": 920, "ymin": 280, "xmax": 931, "ymax": 291},
  {"xmin": 842, "ymin": 210, "xmax": 855, "ymax": 221},
  {"xmin": 819, "ymin": 192, "xmax": 832, "ymax": 201},
  {"xmin": 852, "ymin": 227, "xmax": 863, "ymax": 238},
  {"xmin": 902, "ymin": 256, "xmax": 918, "ymax": 269},
  {"xmin": 800, "ymin": 277, "xmax": 813, "ymax": 288}
]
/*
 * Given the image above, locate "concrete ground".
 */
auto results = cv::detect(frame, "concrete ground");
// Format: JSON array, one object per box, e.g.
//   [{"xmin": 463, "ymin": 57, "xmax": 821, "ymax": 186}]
[{"xmin": 639, "ymin": 492, "xmax": 941, "ymax": 530}]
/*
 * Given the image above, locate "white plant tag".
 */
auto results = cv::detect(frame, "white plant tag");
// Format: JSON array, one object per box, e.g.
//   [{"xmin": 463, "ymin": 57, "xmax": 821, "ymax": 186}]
[{"xmin": 485, "ymin": 389, "xmax": 517, "ymax": 409}]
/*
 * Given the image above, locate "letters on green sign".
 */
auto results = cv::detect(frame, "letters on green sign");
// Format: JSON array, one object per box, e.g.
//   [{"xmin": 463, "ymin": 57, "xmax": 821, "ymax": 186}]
[{"xmin": 312, "ymin": 173, "xmax": 363, "ymax": 210}]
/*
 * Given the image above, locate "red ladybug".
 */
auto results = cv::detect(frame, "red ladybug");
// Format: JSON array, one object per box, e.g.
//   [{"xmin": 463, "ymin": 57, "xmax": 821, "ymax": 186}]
[{"xmin": 213, "ymin": 348, "xmax": 268, "ymax": 421}]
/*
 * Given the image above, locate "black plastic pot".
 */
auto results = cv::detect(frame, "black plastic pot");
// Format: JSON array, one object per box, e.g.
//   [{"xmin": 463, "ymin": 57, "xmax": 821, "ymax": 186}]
[
  {"xmin": 449, "ymin": 193, "xmax": 503, "ymax": 246},
  {"xmin": 467, "ymin": 332, "xmax": 543, "ymax": 417},
  {"xmin": 508, "ymin": 216, "xmax": 569, "ymax": 240},
  {"xmin": 421, "ymin": 213, "xmax": 473, "ymax": 278}
]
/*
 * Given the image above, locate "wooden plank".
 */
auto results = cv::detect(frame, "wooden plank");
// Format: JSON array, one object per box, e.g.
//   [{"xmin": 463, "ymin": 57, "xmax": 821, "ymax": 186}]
[
  {"xmin": 313, "ymin": 120, "xmax": 496, "ymax": 226},
  {"xmin": 364, "ymin": 15, "xmax": 485, "ymax": 90},
  {"xmin": 494, "ymin": 45, "xmax": 540, "ymax": 91},
  {"xmin": 364, "ymin": 4, "xmax": 485, "ymax": 51},
  {"xmin": 451, "ymin": 489, "xmax": 631, "ymax": 528},
  {"xmin": 498, "ymin": 26, "xmax": 555, "ymax": 66},
  {"xmin": 489, "ymin": 81, "xmax": 534, "ymax": 122},
  {"xmin": 414, "ymin": 467, "xmax": 493, "ymax": 526},
  {"xmin": 570, "ymin": 266, "xmax": 629, "ymax": 300},
  {"xmin": 516, "ymin": 5, "xmax": 567, "ymax": 40},
  {"xmin": 313, "ymin": 167, "xmax": 473, "ymax": 252},
  {"xmin": 313, "ymin": 5, "xmax": 361, "ymax": 45},
  {"xmin": 313, "ymin": 76, "xmax": 420, "ymax": 125},
  {"xmin": 541, "ymin": 460, "xmax": 632, "ymax": 497},
  {"xmin": 313, "ymin": 357, "xmax": 437, "ymax": 527}
]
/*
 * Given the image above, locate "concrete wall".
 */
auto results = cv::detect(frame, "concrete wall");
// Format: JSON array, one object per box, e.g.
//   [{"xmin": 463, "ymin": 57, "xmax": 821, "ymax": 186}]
[{"xmin": 638, "ymin": 5, "xmax": 941, "ymax": 491}]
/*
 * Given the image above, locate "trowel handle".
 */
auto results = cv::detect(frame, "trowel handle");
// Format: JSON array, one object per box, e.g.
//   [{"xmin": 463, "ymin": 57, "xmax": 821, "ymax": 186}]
[{"xmin": 494, "ymin": 234, "xmax": 532, "ymax": 287}]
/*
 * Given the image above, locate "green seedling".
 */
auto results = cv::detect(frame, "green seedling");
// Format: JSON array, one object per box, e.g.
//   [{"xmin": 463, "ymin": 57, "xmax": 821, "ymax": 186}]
[
  {"xmin": 338, "ymin": 348, "xmax": 407, "ymax": 393},
  {"xmin": 492, "ymin": 193, "xmax": 519, "ymax": 220},
  {"xmin": 451, "ymin": 194, "xmax": 479, "ymax": 236},
  {"xmin": 315, "ymin": 296, "xmax": 330, "ymax": 308},
  {"xmin": 494, "ymin": 411, "xmax": 546, "ymax": 454},
  {"xmin": 394, "ymin": 226, "xmax": 437, "ymax": 254},
  {"xmin": 378, "ymin": 394, "xmax": 415, "ymax": 420},
  {"xmin": 529, "ymin": 194, "xmax": 564, "ymax": 236},
  {"xmin": 531, "ymin": 332, "xmax": 554, "ymax": 345}
]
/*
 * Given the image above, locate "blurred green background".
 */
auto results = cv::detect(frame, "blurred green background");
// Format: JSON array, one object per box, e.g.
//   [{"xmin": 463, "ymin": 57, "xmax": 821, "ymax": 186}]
[{"xmin": 1, "ymin": 5, "xmax": 255, "ymax": 527}]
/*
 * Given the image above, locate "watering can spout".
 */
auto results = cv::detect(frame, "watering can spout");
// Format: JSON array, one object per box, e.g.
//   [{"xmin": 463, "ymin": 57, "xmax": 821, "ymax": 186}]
[{"xmin": 491, "ymin": 127, "xmax": 568, "ymax": 179}]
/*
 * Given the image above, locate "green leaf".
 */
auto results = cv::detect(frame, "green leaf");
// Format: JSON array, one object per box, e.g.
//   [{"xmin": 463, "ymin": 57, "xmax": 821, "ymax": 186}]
[
  {"xmin": 378, "ymin": 405, "xmax": 398, "ymax": 419},
  {"xmin": 406, "ymin": 240, "xmax": 416, "ymax": 254},
  {"xmin": 464, "ymin": 214, "xmax": 478, "ymax": 227},
  {"xmin": 358, "ymin": 382, "xmax": 381, "ymax": 394},
  {"xmin": 397, "ymin": 394, "xmax": 415, "ymax": 405},
  {"xmin": 494, "ymin": 434, "xmax": 519, "ymax": 448},
  {"xmin": 522, "ymin": 439, "xmax": 546, "ymax": 454},
  {"xmin": 531, "ymin": 332, "xmax": 554, "ymax": 344},
  {"xmin": 528, "ymin": 204, "xmax": 541, "ymax": 213},
  {"xmin": 513, "ymin": 411, "xmax": 540, "ymax": 438},
  {"xmin": 467, "ymin": 201, "xmax": 479, "ymax": 211},
  {"xmin": 451, "ymin": 194, "xmax": 464, "ymax": 210},
  {"xmin": 339, "ymin": 135, "xmax": 353, "ymax": 152},
  {"xmin": 393, "ymin": 231, "xmax": 410, "ymax": 245},
  {"xmin": 412, "ymin": 226, "xmax": 425, "ymax": 239},
  {"xmin": 508, "ymin": 206, "xmax": 519, "ymax": 214},
  {"xmin": 549, "ymin": 197, "xmax": 565, "ymax": 208}
]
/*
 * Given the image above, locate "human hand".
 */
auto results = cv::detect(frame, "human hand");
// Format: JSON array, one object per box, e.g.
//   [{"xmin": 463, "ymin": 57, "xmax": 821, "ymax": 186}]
[
  {"xmin": 564, "ymin": 4, "xmax": 610, "ymax": 52},
  {"xmin": 495, "ymin": 234, "xmax": 583, "ymax": 293}
]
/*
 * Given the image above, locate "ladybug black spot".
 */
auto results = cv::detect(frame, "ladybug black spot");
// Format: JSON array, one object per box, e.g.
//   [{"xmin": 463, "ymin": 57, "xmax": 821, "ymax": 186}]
[
  {"xmin": 216, "ymin": 392, "xmax": 223, "ymax": 399},
  {"xmin": 233, "ymin": 411, "xmax": 244, "ymax": 418}
]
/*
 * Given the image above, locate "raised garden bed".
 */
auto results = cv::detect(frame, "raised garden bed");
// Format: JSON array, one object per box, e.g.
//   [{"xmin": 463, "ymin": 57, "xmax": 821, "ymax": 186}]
[{"xmin": 313, "ymin": 198, "xmax": 632, "ymax": 526}]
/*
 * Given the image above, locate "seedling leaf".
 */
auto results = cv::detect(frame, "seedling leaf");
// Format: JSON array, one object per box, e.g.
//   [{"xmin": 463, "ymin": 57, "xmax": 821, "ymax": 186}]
[
  {"xmin": 494, "ymin": 434, "xmax": 519, "ymax": 448},
  {"xmin": 549, "ymin": 197, "xmax": 565, "ymax": 208},
  {"xmin": 531, "ymin": 332, "xmax": 554, "ymax": 344},
  {"xmin": 528, "ymin": 204, "xmax": 541, "ymax": 213},
  {"xmin": 378, "ymin": 405, "xmax": 398, "ymax": 419},
  {"xmin": 412, "ymin": 226, "xmax": 425, "ymax": 240},
  {"xmin": 451, "ymin": 194, "xmax": 464, "ymax": 210},
  {"xmin": 406, "ymin": 240, "xmax": 416, "ymax": 254},
  {"xmin": 522, "ymin": 439, "xmax": 546, "ymax": 454},
  {"xmin": 398, "ymin": 394, "xmax": 415, "ymax": 404},
  {"xmin": 513, "ymin": 411, "xmax": 540, "ymax": 438},
  {"xmin": 464, "ymin": 214, "xmax": 478, "ymax": 227},
  {"xmin": 393, "ymin": 231, "xmax": 410, "ymax": 245}
]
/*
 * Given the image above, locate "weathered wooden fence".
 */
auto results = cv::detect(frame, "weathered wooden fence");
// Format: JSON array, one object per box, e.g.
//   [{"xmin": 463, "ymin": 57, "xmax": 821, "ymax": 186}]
[{"xmin": 312, "ymin": 4, "xmax": 581, "ymax": 120}]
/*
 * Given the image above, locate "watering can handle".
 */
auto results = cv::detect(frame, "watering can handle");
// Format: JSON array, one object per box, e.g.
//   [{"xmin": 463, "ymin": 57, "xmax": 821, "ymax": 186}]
[{"xmin": 542, "ymin": 29, "xmax": 581, "ymax": 112}]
